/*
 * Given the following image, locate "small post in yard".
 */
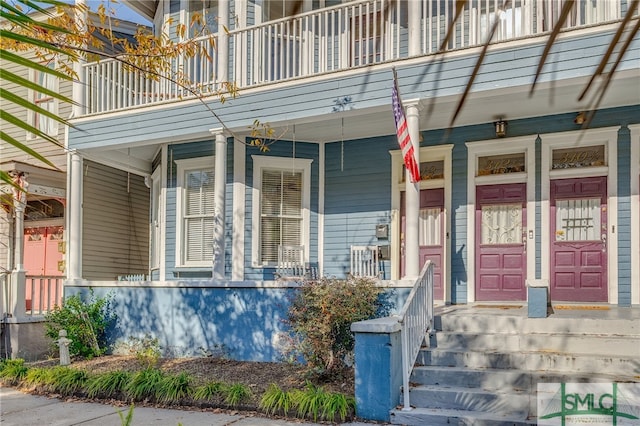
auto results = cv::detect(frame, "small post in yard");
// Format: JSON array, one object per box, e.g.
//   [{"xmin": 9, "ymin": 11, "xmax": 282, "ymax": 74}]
[{"xmin": 57, "ymin": 329, "xmax": 72, "ymax": 366}]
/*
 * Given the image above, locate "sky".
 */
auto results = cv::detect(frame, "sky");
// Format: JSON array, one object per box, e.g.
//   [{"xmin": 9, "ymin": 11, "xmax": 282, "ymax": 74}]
[{"xmin": 89, "ymin": 0, "xmax": 151, "ymax": 25}]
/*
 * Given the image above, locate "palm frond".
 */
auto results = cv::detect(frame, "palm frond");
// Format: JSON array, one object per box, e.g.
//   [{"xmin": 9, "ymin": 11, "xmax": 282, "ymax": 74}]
[
  {"xmin": 0, "ymin": 68, "xmax": 76, "ymax": 105},
  {"xmin": 0, "ymin": 29, "xmax": 76, "ymax": 58},
  {"xmin": 0, "ymin": 131, "xmax": 56, "ymax": 168},
  {"xmin": 1, "ymin": 110, "xmax": 63, "ymax": 148},
  {"xmin": 1, "ymin": 89, "xmax": 72, "ymax": 127},
  {"xmin": 0, "ymin": 49, "xmax": 71, "ymax": 81}
]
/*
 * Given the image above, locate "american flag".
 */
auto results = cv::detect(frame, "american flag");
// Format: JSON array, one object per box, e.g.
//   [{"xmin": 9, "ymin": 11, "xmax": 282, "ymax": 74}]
[{"xmin": 392, "ymin": 76, "xmax": 421, "ymax": 183}]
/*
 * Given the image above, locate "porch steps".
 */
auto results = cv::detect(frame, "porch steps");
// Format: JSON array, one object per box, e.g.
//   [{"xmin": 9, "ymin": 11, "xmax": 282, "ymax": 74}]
[{"xmin": 390, "ymin": 307, "xmax": 640, "ymax": 425}]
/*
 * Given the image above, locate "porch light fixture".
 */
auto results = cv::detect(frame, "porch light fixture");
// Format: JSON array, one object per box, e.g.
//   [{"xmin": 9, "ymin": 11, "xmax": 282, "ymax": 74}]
[
  {"xmin": 574, "ymin": 111, "xmax": 586, "ymax": 125},
  {"xmin": 495, "ymin": 118, "xmax": 507, "ymax": 138}
]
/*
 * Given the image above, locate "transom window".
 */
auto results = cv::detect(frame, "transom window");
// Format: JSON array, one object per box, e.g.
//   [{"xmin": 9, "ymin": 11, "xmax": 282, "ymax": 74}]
[
  {"xmin": 176, "ymin": 157, "xmax": 215, "ymax": 267},
  {"xmin": 252, "ymin": 156, "xmax": 311, "ymax": 267}
]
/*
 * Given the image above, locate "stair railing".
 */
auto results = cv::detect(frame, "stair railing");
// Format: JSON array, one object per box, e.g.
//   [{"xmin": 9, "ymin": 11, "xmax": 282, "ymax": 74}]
[{"xmin": 397, "ymin": 260, "xmax": 434, "ymax": 411}]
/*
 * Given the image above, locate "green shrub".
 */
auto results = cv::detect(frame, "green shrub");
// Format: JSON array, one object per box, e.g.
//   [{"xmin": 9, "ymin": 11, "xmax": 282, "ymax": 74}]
[
  {"xmin": 24, "ymin": 367, "xmax": 56, "ymax": 390},
  {"xmin": 125, "ymin": 368, "xmax": 164, "ymax": 401},
  {"xmin": 120, "ymin": 334, "xmax": 161, "ymax": 368},
  {"xmin": 0, "ymin": 358, "xmax": 28, "ymax": 384},
  {"xmin": 223, "ymin": 383, "xmax": 251, "ymax": 407},
  {"xmin": 44, "ymin": 290, "xmax": 115, "ymax": 358},
  {"xmin": 286, "ymin": 276, "xmax": 382, "ymax": 376},
  {"xmin": 156, "ymin": 372, "xmax": 193, "ymax": 403},
  {"xmin": 259, "ymin": 383, "xmax": 293, "ymax": 415},
  {"xmin": 49, "ymin": 366, "xmax": 89, "ymax": 395},
  {"xmin": 87, "ymin": 370, "xmax": 132, "ymax": 398},
  {"xmin": 193, "ymin": 381, "xmax": 225, "ymax": 401}
]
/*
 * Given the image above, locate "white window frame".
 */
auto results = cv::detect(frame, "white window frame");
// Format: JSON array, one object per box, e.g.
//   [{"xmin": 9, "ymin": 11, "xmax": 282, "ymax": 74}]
[
  {"xmin": 150, "ymin": 167, "xmax": 162, "ymax": 271},
  {"xmin": 251, "ymin": 155, "xmax": 312, "ymax": 268},
  {"xmin": 27, "ymin": 62, "xmax": 59, "ymax": 140},
  {"xmin": 175, "ymin": 156, "xmax": 215, "ymax": 268}
]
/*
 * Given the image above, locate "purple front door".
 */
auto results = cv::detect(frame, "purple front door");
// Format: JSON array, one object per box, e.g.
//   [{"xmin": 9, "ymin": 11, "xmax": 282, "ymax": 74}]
[
  {"xmin": 401, "ymin": 189, "xmax": 445, "ymax": 300},
  {"xmin": 475, "ymin": 184, "xmax": 527, "ymax": 301},
  {"xmin": 550, "ymin": 177, "xmax": 608, "ymax": 302}
]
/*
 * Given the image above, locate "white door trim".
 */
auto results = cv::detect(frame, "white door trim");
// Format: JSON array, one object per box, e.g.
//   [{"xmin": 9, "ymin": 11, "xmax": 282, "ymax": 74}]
[
  {"xmin": 465, "ymin": 136, "xmax": 537, "ymax": 303},
  {"xmin": 390, "ymin": 144, "xmax": 453, "ymax": 302},
  {"xmin": 539, "ymin": 126, "xmax": 619, "ymax": 303},
  {"xmin": 629, "ymin": 124, "xmax": 640, "ymax": 305}
]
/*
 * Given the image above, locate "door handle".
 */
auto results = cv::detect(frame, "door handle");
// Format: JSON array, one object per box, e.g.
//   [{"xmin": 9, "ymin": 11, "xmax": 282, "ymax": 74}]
[{"xmin": 601, "ymin": 233, "xmax": 607, "ymax": 252}]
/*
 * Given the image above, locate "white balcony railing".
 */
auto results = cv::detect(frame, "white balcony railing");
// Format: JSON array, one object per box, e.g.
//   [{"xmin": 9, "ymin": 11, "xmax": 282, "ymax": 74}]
[
  {"xmin": 398, "ymin": 260, "xmax": 434, "ymax": 411},
  {"xmin": 82, "ymin": 0, "xmax": 634, "ymax": 115},
  {"xmin": 26, "ymin": 276, "xmax": 63, "ymax": 316}
]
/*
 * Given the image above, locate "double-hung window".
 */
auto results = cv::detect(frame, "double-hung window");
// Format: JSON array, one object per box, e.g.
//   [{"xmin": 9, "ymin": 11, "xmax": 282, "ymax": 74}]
[
  {"xmin": 252, "ymin": 156, "xmax": 311, "ymax": 266},
  {"xmin": 176, "ymin": 157, "xmax": 215, "ymax": 267},
  {"xmin": 29, "ymin": 62, "xmax": 58, "ymax": 138}
]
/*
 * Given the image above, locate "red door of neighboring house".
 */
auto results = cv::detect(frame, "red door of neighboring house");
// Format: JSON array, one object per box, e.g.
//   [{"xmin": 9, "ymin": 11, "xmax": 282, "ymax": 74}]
[
  {"xmin": 24, "ymin": 225, "xmax": 64, "ymax": 311},
  {"xmin": 475, "ymin": 184, "xmax": 527, "ymax": 301},
  {"xmin": 401, "ymin": 189, "xmax": 445, "ymax": 300},
  {"xmin": 550, "ymin": 177, "xmax": 607, "ymax": 302}
]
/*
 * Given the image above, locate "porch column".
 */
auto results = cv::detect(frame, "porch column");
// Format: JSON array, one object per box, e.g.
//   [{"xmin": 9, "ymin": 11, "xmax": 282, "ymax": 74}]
[
  {"xmin": 10, "ymin": 173, "xmax": 28, "ymax": 318},
  {"xmin": 404, "ymin": 101, "xmax": 420, "ymax": 277},
  {"xmin": 211, "ymin": 129, "xmax": 228, "ymax": 280},
  {"xmin": 408, "ymin": 0, "xmax": 421, "ymax": 56},
  {"xmin": 218, "ymin": 0, "xmax": 229, "ymax": 83},
  {"xmin": 67, "ymin": 151, "xmax": 83, "ymax": 280},
  {"xmin": 72, "ymin": 0, "xmax": 87, "ymax": 116}
]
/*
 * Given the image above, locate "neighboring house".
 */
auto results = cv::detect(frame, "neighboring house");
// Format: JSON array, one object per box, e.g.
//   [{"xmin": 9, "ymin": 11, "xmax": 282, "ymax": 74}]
[{"xmin": 0, "ymin": 7, "xmax": 145, "ymax": 359}]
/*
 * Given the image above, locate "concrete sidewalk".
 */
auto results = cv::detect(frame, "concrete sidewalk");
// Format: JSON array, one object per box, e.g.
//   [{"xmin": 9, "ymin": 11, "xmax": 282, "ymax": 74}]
[{"xmin": 0, "ymin": 386, "xmax": 376, "ymax": 426}]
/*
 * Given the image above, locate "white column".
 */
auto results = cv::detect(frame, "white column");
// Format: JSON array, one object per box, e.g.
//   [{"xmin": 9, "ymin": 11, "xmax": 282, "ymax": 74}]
[
  {"xmin": 67, "ymin": 151, "xmax": 83, "ymax": 280},
  {"xmin": 232, "ymin": 138, "xmax": 246, "ymax": 281},
  {"xmin": 11, "ymin": 173, "xmax": 28, "ymax": 318},
  {"xmin": 408, "ymin": 0, "xmax": 421, "ymax": 56},
  {"xmin": 404, "ymin": 101, "xmax": 421, "ymax": 278},
  {"xmin": 212, "ymin": 129, "xmax": 228, "ymax": 280},
  {"xmin": 72, "ymin": 0, "xmax": 87, "ymax": 117},
  {"xmin": 218, "ymin": 0, "xmax": 229, "ymax": 83}
]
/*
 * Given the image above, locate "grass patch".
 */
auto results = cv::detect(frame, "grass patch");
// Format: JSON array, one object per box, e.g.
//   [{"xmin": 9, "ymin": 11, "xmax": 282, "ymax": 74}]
[
  {"xmin": 259, "ymin": 383, "xmax": 293, "ymax": 415},
  {"xmin": 50, "ymin": 367, "xmax": 89, "ymax": 395},
  {"xmin": 156, "ymin": 372, "xmax": 193, "ymax": 403},
  {"xmin": 0, "ymin": 359, "xmax": 28, "ymax": 385},
  {"xmin": 125, "ymin": 368, "xmax": 165, "ymax": 401},
  {"xmin": 223, "ymin": 383, "xmax": 251, "ymax": 407},
  {"xmin": 193, "ymin": 381, "xmax": 225, "ymax": 401}
]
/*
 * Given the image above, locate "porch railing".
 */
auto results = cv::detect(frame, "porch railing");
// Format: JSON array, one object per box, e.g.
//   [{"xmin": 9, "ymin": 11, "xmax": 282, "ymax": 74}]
[
  {"xmin": 26, "ymin": 276, "xmax": 63, "ymax": 316},
  {"xmin": 398, "ymin": 260, "xmax": 434, "ymax": 411},
  {"xmin": 82, "ymin": 0, "xmax": 633, "ymax": 115}
]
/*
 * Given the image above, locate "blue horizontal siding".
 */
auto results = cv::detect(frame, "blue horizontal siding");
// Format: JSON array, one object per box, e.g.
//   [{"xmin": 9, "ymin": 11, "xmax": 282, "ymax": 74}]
[{"xmin": 324, "ymin": 136, "xmax": 393, "ymax": 278}]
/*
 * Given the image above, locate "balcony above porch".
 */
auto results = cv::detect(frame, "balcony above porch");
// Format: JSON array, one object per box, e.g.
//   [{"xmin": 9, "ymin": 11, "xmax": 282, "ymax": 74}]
[{"xmin": 81, "ymin": 0, "xmax": 637, "ymax": 116}]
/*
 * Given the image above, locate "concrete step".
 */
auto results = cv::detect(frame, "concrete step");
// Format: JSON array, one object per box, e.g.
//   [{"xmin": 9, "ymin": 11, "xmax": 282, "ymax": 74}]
[
  {"xmin": 428, "ymin": 331, "xmax": 640, "ymax": 357},
  {"xmin": 390, "ymin": 406, "xmax": 536, "ymax": 426},
  {"xmin": 416, "ymin": 348, "xmax": 640, "ymax": 376},
  {"xmin": 403, "ymin": 385, "xmax": 532, "ymax": 417},
  {"xmin": 434, "ymin": 311, "xmax": 640, "ymax": 336},
  {"xmin": 410, "ymin": 365, "xmax": 629, "ymax": 391}
]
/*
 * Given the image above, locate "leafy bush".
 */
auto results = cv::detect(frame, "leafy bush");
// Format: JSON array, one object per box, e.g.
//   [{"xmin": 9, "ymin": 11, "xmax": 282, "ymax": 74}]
[
  {"xmin": 260, "ymin": 382, "xmax": 354, "ymax": 422},
  {"xmin": 286, "ymin": 276, "xmax": 382, "ymax": 376},
  {"xmin": 44, "ymin": 290, "xmax": 115, "ymax": 358},
  {"xmin": 120, "ymin": 334, "xmax": 161, "ymax": 368},
  {"xmin": 87, "ymin": 371, "xmax": 132, "ymax": 398},
  {"xmin": 0, "ymin": 358, "xmax": 28, "ymax": 384}
]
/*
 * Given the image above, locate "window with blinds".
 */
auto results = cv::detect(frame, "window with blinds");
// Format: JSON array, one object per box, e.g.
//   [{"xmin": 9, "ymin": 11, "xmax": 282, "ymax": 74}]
[
  {"xmin": 260, "ymin": 169, "xmax": 302, "ymax": 264},
  {"xmin": 176, "ymin": 157, "xmax": 215, "ymax": 267}
]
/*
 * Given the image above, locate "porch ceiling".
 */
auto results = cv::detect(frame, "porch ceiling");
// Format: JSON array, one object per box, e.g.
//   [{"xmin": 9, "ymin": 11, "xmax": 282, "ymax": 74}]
[{"xmin": 87, "ymin": 67, "xmax": 638, "ymax": 176}]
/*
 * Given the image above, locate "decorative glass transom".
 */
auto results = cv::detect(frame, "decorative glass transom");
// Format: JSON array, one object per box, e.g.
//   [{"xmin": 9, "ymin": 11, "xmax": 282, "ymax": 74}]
[
  {"xmin": 555, "ymin": 198, "xmax": 601, "ymax": 241},
  {"xmin": 481, "ymin": 203, "xmax": 522, "ymax": 244},
  {"xmin": 477, "ymin": 152, "xmax": 526, "ymax": 176},
  {"xmin": 552, "ymin": 145, "xmax": 605, "ymax": 169}
]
